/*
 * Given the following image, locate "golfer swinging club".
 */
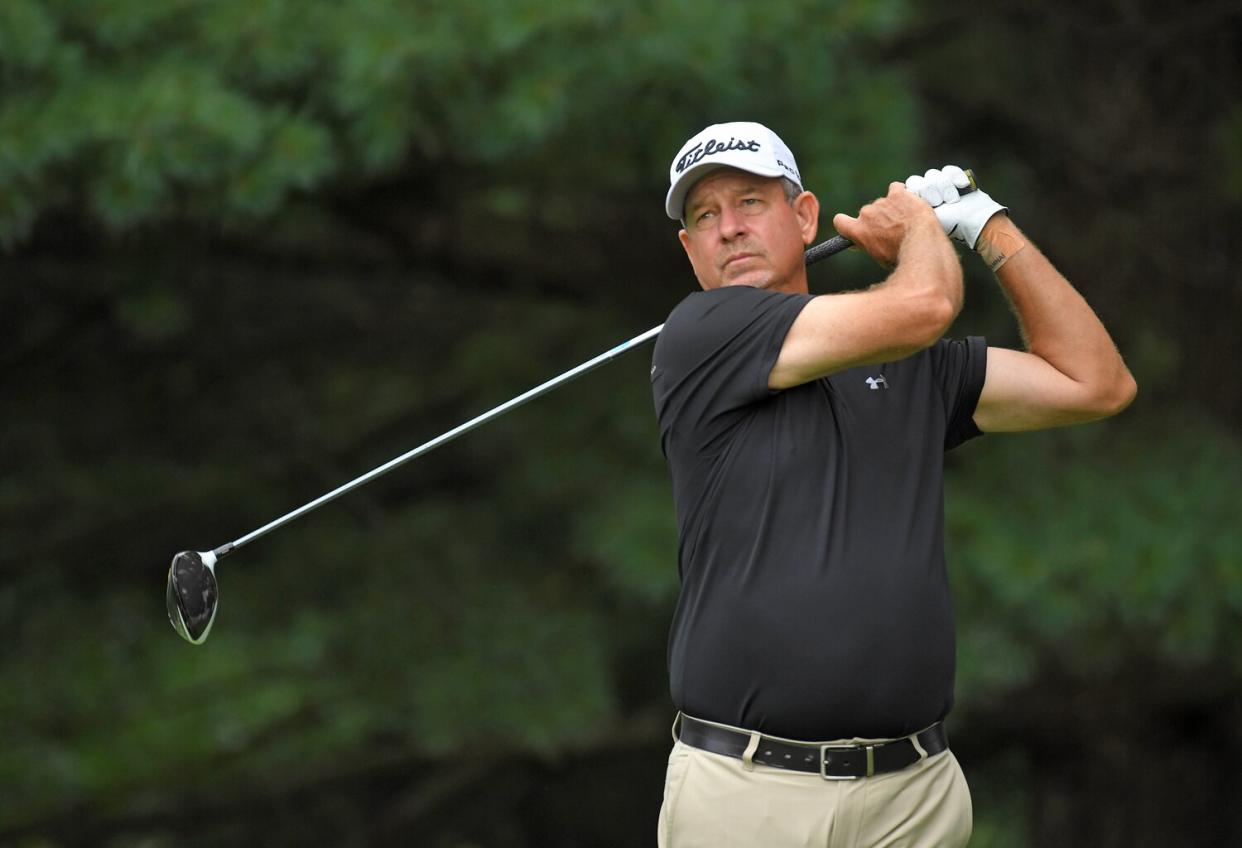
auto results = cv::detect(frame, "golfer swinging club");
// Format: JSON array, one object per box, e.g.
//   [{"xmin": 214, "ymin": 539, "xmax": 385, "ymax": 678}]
[{"xmin": 651, "ymin": 122, "xmax": 1136, "ymax": 846}]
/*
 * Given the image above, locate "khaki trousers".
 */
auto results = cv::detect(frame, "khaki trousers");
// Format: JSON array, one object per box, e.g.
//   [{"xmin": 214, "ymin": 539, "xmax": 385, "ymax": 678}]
[{"xmin": 657, "ymin": 714, "xmax": 973, "ymax": 848}]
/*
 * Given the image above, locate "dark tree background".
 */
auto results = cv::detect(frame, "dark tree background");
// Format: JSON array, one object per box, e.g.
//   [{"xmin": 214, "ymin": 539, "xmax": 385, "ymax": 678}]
[{"xmin": 3, "ymin": 1, "xmax": 1240, "ymax": 845}]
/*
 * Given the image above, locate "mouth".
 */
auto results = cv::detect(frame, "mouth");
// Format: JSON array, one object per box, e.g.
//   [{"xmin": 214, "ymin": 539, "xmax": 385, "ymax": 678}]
[{"xmin": 723, "ymin": 253, "xmax": 756, "ymax": 269}]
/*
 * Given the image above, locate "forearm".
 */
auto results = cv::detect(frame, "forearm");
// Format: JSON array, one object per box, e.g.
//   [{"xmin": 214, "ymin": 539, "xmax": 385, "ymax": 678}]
[
  {"xmin": 846, "ymin": 225, "xmax": 962, "ymax": 361},
  {"xmin": 892, "ymin": 220, "xmax": 965, "ymax": 320},
  {"xmin": 768, "ymin": 223, "xmax": 960, "ymax": 389},
  {"xmin": 978, "ymin": 215, "xmax": 1136, "ymax": 407}
]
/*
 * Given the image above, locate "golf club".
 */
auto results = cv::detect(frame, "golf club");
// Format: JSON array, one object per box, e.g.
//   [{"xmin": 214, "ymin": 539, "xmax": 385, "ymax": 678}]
[{"xmin": 168, "ymin": 172, "xmax": 978, "ymax": 644}]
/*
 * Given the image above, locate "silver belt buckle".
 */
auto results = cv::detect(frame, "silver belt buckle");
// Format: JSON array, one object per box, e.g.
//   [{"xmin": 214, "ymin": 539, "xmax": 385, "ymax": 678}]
[{"xmin": 819, "ymin": 744, "xmax": 875, "ymax": 780}]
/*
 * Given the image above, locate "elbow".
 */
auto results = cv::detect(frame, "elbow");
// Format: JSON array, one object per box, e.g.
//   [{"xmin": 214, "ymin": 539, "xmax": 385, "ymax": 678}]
[
  {"xmin": 919, "ymin": 257, "xmax": 963, "ymax": 345},
  {"xmin": 888, "ymin": 251, "xmax": 961, "ymax": 351},
  {"xmin": 932, "ymin": 290, "xmax": 960, "ymax": 334},
  {"xmin": 912, "ymin": 290, "xmax": 959, "ymax": 349},
  {"xmin": 1105, "ymin": 370, "xmax": 1138, "ymax": 416},
  {"xmin": 1087, "ymin": 369, "xmax": 1138, "ymax": 420}
]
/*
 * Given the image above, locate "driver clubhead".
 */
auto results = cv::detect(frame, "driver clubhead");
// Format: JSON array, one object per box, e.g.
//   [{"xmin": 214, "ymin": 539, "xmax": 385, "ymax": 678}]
[{"xmin": 166, "ymin": 550, "xmax": 218, "ymax": 644}]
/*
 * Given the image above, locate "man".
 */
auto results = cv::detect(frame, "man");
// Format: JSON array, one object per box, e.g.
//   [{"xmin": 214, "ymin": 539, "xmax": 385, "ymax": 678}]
[{"xmin": 650, "ymin": 122, "xmax": 1136, "ymax": 847}]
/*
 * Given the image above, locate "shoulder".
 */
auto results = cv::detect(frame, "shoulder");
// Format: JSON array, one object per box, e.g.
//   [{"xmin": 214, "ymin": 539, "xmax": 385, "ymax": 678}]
[
  {"xmin": 656, "ymin": 286, "xmax": 811, "ymax": 368},
  {"xmin": 663, "ymin": 286, "xmax": 811, "ymax": 334},
  {"xmin": 915, "ymin": 336, "xmax": 988, "ymax": 383},
  {"xmin": 664, "ymin": 286, "xmax": 773, "ymax": 325}
]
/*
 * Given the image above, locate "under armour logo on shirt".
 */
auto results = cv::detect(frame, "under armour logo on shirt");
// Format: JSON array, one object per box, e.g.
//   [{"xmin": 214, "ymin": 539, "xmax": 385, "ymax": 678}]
[{"xmin": 865, "ymin": 376, "xmax": 888, "ymax": 390}]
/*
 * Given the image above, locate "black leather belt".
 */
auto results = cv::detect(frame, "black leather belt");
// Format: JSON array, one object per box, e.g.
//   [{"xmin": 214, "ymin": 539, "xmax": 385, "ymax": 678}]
[{"xmin": 676, "ymin": 714, "xmax": 949, "ymax": 779}]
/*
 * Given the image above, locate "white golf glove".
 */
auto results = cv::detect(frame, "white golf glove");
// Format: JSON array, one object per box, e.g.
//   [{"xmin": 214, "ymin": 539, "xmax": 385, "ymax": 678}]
[{"xmin": 905, "ymin": 165, "xmax": 1006, "ymax": 251}]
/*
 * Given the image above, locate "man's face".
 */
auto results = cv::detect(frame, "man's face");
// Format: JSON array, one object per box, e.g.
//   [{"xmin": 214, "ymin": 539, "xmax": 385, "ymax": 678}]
[{"xmin": 677, "ymin": 169, "xmax": 818, "ymax": 294}]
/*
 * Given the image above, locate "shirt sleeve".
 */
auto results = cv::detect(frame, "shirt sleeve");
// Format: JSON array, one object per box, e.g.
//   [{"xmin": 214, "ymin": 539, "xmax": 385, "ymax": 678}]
[
  {"xmin": 651, "ymin": 286, "xmax": 811, "ymax": 455},
  {"xmin": 928, "ymin": 335, "xmax": 988, "ymax": 451}
]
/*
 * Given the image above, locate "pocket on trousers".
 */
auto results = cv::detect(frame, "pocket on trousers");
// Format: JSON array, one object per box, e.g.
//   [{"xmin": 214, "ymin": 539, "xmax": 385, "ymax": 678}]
[
  {"xmin": 658, "ymin": 742, "xmax": 692, "ymax": 848},
  {"xmin": 948, "ymin": 752, "xmax": 974, "ymax": 848}
]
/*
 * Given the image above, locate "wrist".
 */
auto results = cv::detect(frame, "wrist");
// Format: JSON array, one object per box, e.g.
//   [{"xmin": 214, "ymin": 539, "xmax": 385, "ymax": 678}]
[
  {"xmin": 975, "ymin": 214, "xmax": 1026, "ymax": 271},
  {"xmin": 903, "ymin": 214, "xmax": 949, "ymax": 249}
]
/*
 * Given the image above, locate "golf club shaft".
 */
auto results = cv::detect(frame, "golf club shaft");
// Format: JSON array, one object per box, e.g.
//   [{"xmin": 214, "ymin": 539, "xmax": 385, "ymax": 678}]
[
  {"xmin": 217, "ymin": 323, "xmax": 665, "ymax": 556},
  {"xmin": 214, "ymin": 232, "xmax": 858, "ymax": 558}
]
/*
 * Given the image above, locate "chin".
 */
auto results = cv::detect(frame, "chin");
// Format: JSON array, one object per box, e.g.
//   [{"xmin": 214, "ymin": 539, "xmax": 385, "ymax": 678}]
[
  {"xmin": 713, "ymin": 265, "xmax": 771, "ymax": 288},
  {"xmin": 722, "ymin": 274, "xmax": 775, "ymax": 289}
]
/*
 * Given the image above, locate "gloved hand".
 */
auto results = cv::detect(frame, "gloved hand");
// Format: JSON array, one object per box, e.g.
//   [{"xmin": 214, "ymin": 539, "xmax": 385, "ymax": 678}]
[{"xmin": 905, "ymin": 165, "xmax": 1007, "ymax": 251}]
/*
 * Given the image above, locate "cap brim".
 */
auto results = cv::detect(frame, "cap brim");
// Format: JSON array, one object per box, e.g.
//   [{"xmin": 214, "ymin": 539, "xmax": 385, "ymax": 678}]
[{"xmin": 665, "ymin": 161, "xmax": 790, "ymax": 221}]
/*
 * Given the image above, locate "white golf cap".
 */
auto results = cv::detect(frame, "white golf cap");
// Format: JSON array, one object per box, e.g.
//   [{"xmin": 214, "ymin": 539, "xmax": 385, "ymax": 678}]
[{"xmin": 665, "ymin": 121, "xmax": 802, "ymax": 220}]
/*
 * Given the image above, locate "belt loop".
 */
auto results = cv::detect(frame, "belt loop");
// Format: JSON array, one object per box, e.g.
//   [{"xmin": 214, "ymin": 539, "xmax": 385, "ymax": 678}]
[
  {"xmin": 740, "ymin": 731, "xmax": 761, "ymax": 772},
  {"xmin": 909, "ymin": 730, "xmax": 928, "ymax": 761},
  {"xmin": 671, "ymin": 711, "xmax": 683, "ymax": 744}
]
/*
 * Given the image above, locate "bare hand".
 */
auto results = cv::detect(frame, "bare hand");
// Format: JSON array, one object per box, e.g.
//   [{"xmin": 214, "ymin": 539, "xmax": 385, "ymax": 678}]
[{"xmin": 831, "ymin": 183, "xmax": 942, "ymax": 267}]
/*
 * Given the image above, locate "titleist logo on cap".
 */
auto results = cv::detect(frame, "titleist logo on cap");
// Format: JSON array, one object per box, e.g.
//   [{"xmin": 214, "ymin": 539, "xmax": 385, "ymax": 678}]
[
  {"xmin": 675, "ymin": 137, "xmax": 762, "ymax": 173},
  {"xmin": 664, "ymin": 122, "xmax": 801, "ymax": 219}
]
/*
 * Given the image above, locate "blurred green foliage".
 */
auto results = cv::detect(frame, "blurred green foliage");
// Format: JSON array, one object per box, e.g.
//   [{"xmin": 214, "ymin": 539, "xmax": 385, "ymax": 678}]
[
  {"xmin": 0, "ymin": 0, "xmax": 913, "ymax": 247},
  {"xmin": 951, "ymin": 423, "xmax": 1242, "ymax": 697},
  {"xmin": 2, "ymin": 0, "xmax": 1241, "ymax": 845}
]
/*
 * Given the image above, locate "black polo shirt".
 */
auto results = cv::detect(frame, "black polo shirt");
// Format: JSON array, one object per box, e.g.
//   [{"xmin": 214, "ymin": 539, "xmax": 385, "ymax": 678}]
[{"xmin": 651, "ymin": 285, "xmax": 986, "ymax": 740}]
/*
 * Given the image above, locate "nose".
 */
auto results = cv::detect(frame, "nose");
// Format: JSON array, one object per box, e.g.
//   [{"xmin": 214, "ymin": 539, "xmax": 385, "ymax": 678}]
[{"xmin": 715, "ymin": 205, "xmax": 749, "ymax": 241}]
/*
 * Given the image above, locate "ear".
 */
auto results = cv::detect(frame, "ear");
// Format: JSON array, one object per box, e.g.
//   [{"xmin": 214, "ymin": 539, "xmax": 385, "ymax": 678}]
[
  {"xmin": 795, "ymin": 191, "xmax": 820, "ymax": 246},
  {"xmin": 677, "ymin": 228, "xmax": 711, "ymax": 291}
]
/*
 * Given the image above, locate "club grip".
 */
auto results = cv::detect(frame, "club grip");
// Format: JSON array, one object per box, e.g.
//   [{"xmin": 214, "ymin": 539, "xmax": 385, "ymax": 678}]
[
  {"xmin": 804, "ymin": 168, "xmax": 976, "ymax": 266},
  {"xmin": 803, "ymin": 234, "xmax": 852, "ymax": 265}
]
